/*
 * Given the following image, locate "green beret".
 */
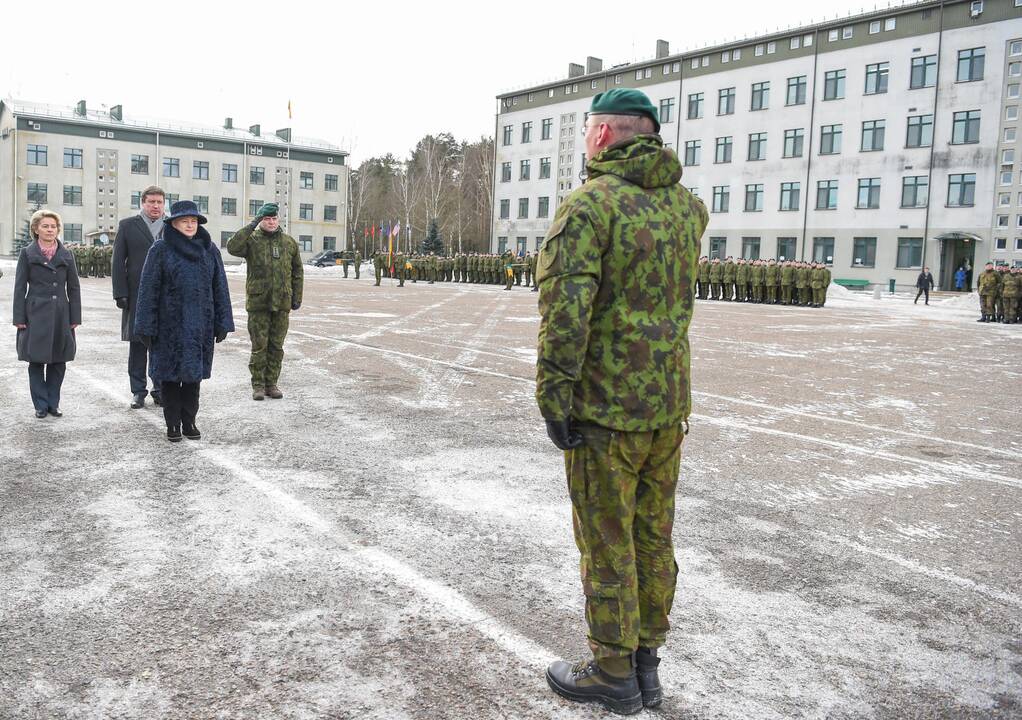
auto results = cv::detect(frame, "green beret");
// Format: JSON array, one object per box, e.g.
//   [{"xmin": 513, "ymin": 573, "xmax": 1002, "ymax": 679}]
[
  {"xmin": 257, "ymin": 202, "xmax": 279, "ymax": 218},
  {"xmin": 590, "ymin": 89, "xmax": 660, "ymax": 133}
]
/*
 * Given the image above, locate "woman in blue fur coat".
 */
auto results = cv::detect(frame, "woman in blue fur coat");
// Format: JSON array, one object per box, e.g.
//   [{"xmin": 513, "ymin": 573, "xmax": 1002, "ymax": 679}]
[{"xmin": 134, "ymin": 200, "xmax": 234, "ymax": 442}]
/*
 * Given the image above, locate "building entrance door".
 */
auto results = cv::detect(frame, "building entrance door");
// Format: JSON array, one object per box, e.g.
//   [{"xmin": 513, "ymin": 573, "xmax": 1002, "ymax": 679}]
[{"xmin": 936, "ymin": 233, "xmax": 979, "ymax": 291}]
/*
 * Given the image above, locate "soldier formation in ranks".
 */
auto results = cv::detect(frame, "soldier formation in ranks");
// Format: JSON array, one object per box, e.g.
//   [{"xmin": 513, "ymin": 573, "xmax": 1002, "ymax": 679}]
[
  {"xmin": 696, "ymin": 256, "xmax": 832, "ymax": 308},
  {"xmin": 68, "ymin": 243, "xmax": 113, "ymax": 279},
  {"xmin": 371, "ymin": 250, "xmax": 539, "ymax": 291},
  {"xmin": 977, "ymin": 262, "xmax": 1022, "ymax": 324}
]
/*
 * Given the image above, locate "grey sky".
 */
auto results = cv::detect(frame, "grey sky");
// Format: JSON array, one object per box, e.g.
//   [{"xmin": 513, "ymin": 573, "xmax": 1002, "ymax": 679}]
[{"xmin": 4, "ymin": 0, "xmax": 875, "ymax": 163}]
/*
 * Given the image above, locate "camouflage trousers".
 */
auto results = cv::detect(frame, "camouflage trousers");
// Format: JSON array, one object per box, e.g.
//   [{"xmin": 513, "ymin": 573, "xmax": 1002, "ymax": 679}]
[
  {"xmin": 766, "ymin": 285, "xmax": 777, "ymax": 303},
  {"xmin": 247, "ymin": 310, "xmax": 290, "ymax": 389},
  {"xmin": 781, "ymin": 285, "xmax": 792, "ymax": 304},
  {"xmin": 374, "ymin": 265, "xmax": 382, "ymax": 286},
  {"xmin": 980, "ymin": 294, "xmax": 996, "ymax": 316},
  {"xmin": 813, "ymin": 287, "xmax": 825, "ymax": 306},
  {"xmin": 564, "ymin": 423, "xmax": 684, "ymax": 662}
]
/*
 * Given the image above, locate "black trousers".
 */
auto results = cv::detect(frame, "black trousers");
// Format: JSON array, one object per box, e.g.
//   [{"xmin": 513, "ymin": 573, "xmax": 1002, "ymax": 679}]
[
  {"xmin": 28, "ymin": 362, "xmax": 66, "ymax": 413},
  {"xmin": 161, "ymin": 381, "xmax": 200, "ymax": 429},
  {"xmin": 128, "ymin": 340, "xmax": 153, "ymax": 396},
  {"xmin": 915, "ymin": 288, "xmax": 930, "ymax": 304}
]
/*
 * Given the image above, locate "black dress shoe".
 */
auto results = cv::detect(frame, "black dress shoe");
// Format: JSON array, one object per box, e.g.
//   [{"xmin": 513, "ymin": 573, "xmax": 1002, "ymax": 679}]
[
  {"xmin": 35, "ymin": 410, "xmax": 47, "ymax": 419},
  {"xmin": 130, "ymin": 393, "xmax": 145, "ymax": 409},
  {"xmin": 167, "ymin": 426, "xmax": 182, "ymax": 443},
  {"xmin": 47, "ymin": 408, "xmax": 62, "ymax": 418}
]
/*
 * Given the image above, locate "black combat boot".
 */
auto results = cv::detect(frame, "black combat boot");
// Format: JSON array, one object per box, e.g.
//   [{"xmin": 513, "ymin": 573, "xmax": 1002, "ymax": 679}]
[
  {"xmin": 167, "ymin": 426, "xmax": 182, "ymax": 443},
  {"xmin": 635, "ymin": 647, "xmax": 662, "ymax": 708},
  {"xmin": 182, "ymin": 424, "xmax": 201, "ymax": 440},
  {"xmin": 546, "ymin": 657, "xmax": 642, "ymax": 715}
]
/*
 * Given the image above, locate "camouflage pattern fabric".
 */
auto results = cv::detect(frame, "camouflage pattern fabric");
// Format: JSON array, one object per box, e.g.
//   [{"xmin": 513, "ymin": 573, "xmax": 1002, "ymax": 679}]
[
  {"xmin": 226, "ymin": 225, "xmax": 304, "ymax": 312},
  {"xmin": 536, "ymin": 133, "xmax": 708, "ymax": 432},
  {"xmin": 247, "ymin": 310, "xmax": 289, "ymax": 389},
  {"xmin": 566, "ymin": 423, "xmax": 685, "ymax": 660}
]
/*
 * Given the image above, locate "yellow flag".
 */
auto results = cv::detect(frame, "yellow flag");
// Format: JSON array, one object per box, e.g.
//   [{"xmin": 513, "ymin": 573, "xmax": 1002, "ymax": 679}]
[{"xmin": 287, "ymin": 100, "xmax": 293, "ymax": 119}]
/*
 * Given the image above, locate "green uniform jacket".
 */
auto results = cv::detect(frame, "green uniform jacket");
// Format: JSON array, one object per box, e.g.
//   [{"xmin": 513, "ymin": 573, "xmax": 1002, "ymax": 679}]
[
  {"xmin": 723, "ymin": 261, "xmax": 736, "ymax": 283},
  {"xmin": 227, "ymin": 225, "xmax": 304, "ymax": 312},
  {"xmin": 810, "ymin": 268, "xmax": 826, "ymax": 289},
  {"xmin": 698, "ymin": 262, "xmax": 710, "ymax": 283},
  {"xmin": 978, "ymin": 269, "xmax": 1000, "ymax": 295},
  {"xmin": 780, "ymin": 265, "xmax": 794, "ymax": 285},
  {"xmin": 709, "ymin": 263, "xmax": 723, "ymax": 282},
  {"xmin": 751, "ymin": 265, "xmax": 765, "ymax": 285},
  {"xmin": 536, "ymin": 134, "xmax": 708, "ymax": 431},
  {"xmin": 736, "ymin": 264, "xmax": 749, "ymax": 284},
  {"xmin": 795, "ymin": 267, "xmax": 809, "ymax": 288},
  {"xmin": 764, "ymin": 265, "xmax": 779, "ymax": 286}
]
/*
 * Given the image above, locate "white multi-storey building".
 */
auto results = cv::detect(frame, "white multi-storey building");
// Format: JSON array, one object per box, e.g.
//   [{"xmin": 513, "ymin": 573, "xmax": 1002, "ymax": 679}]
[
  {"xmin": 493, "ymin": 0, "xmax": 1022, "ymax": 289},
  {"xmin": 0, "ymin": 99, "xmax": 349, "ymax": 259}
]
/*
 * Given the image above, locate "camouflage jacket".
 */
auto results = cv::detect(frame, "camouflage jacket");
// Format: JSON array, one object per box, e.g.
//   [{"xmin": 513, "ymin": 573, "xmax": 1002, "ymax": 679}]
[
  {"xmin": 764, "ymin": 265, "xmax": 779, "ymax": 285},
  {"xmin": 536, "ymin": 134, "xmax": 708, "ymax": 431},
  {"xmin": 709, "ymin": 263, "xmax": 723, "ymax": 282},
  {"xmin": 722, "ymin": 261, "xmax": 736, "ymax": 282},
  {"xmin": 978, "ymin": 269, "xmax": 1000, "ymax": 295},
  {"xmin": 780, "ymin": 265, "xmax": 794, "ymax": 285},
  {"xmin": 226, "ymin": 224, "xmax": 304, "ymax": 312},
  {"xmin": 736, "ymin": 264, "xmax": 750, "ymax": 284}
]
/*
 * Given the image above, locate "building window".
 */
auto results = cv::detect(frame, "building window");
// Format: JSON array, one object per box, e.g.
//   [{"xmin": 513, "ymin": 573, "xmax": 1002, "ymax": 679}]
[
  {"xmin": 518, "ymin": 198, "xmax": 529, "ymax": 218},
  {"xmin": 659, "ymin": 97, "xmax": 675, "ymax": 124},
  {"xmin": 27, "ymin": 182, "xmax": 47, "ymax": 203},
  {"xmin": 957, "ymin": 48, "xmax": 985, "ymax": 82},
  {"xmin": 783, "ymin": 128, "xmax": 804, "ymax": 158},
  {"xmin": 856, "ymin": 178, "xmax": 881, "ymax": 208},
  {"xmin": 861, "ymin": 120, "xmax": 886, "ymax": 151},
  {"xmin": 131, "ymin": 191, "xmax": 142, "ymax": 209},
  {"xmin": 1006, "ymin": 128, "xmax": 1017, "ymax": 143},
  {"xmin": 884, "ymin": 17, "xmax": 896, "ymax": 30},
  {"xmin": 162, "ymin": 157, "xmax": 179, "ymax": 178},
  {"xmin": 520, "ymin": 159, "xmax": 531, "ymax": 181},
  {"xmin": 539, "ymin": 157, "xmax": 551, "ymax": 179},
  {"xmin": 823, "ymin": 69, "xmax": 846, "ymax": 100},
  {"xmin": 718, "ymin": 88, "xmax": 735, "ymax": 116},
  {"xmin": 248, "ymin": 199, "xmax": 263, "ymax": 217},
  {"xmin": 997, "ymin": 215, "xmax": 1010, "ymax": 227},
  {"xmin": 780, "ymin": 182, "xmax": 801, "ymax": 211},
  {"xmin": 715, "ymin": 136, "xmax": 733, "ymax": 163},
  {"xmin": 742, "ymin": 237, "xmax": 761, "ymax": 260},
  {"xmin": 709, "ymin": 237, "xmax": 727, "ymax": 259},
  {"xmin": 896, "ymin": 238, "xmax": 923, "ymax": 268},
  {"xmin": 299, "ymin": 203, "xmax": 313, "ymax": 220},
  {"xmin": 222, "ymin": 164, "xmax": 238, "ymax": 183},
  {"xmin": 829, "ymin": 29, "xmax": 839, "ymax": 41},
  {"xmin": 1004, "ymin": 149, "xmax": 1016, "ymax": 164},
  {"xmin": 786, "ymin": 76, "xmax": 807, "ymax": 106},
  {"xmin": 500, "ymin": 162, "xmax": 511, "ymax": 183},
  {"xmin": 323, "ymin": 236, "xmax": 336, "ymax": 251},
  {"xmin": 297, "ymin": 171, "xmax": 312, "ymax": 189},
  {"xmin": 748, "ymin": 132, "xmax": 767, "ymax": 161},
  {"xmin": 951, "ymin": 110, "xmax": 981, "ymax": 144},
  {"xmin": 870, "ymin": 20, "xmax": 881, "ymax": 34},
  {"xmin": 542, "ymin": 118, "xmax": 553, "ymax": 140},
  {"xmin": 777, "ymin": 237, "xmax": 797, "ymax": 261},
  {"xmin": 816, "ymin": 180, "xmax": 838, "ymax": 209},
  {"xmin": 538, "ymin": 196, "xmax": 550, "ymax": 218},
  {"xmin": 755, "ymin": 44, "xmax": 765, "ymax": 57},
  {"xmin": 131, "ymin": 154, "xmax": 149, "ymax": 174},
  {"xmin": 27, "ymin": 144, "xmax": 47, "ymax": 166},
  {"xmin": 502, "ymin": 125, "xmax": 513, "ymax": 146},
  {"xmin": 852, "ymin": 237, "xmax": 877, "ymax": 267},
  {"xmin": 63, "ymin": 185, "xmax": 82, "ymax": 206},
  {"xmin": 910, "ymin": 55, "xmax": 937, "ymax": 89},
  {"xmin": 250, "ymin": 166, "xmax": 265, "ymax": 184},
  {"xmin": 842, "ymin": 27, "xmax": 853, "ymax": 39},
  {"xmin": 324, "ymin": 205, "xmax": 337, "ymax": 221},
  {"xmin": 193, "ymin": 161, "xmax": 209, "ymax": 180},
  {"xmin": 820, "ymin": 124, "xmax": 842, "ymax": 154},
  {"xmin": 864, "ymin": 62, "xmax": 890, "ymax": 94},
  {"xmin": 813, "ymin": 237, "xmax": 835, "ymax": 264},
  {"xmin": 712, "ymin": 186, "xmax": 730, "ymax": 213},
  {"xmin": 299, "ymin": 236, "xmax": 312, "ymax": 252},
  {"xmin": 497, "ymin": 237, "xmax": 508, "ymax": 253},
  {"xmin": 901, "ymin": 176, "xmax": 929, "ymax": 207},
  {"xmin": 65, "ymin": 224, "xmax": 83, "ymax": 243},
  {"xmin": 745, "ymin": 184, "xmax": 764, "ymax": 212},
  {"xmin": 688, "ymin": 93, "xmax": 704, "ymax": 119},
  {"xmin": 521, "ymin": 121, "xmax": 533, "ymax": 144},
  {"xmin": 999, "ymin": 192, "xmax": 1011, "ymax": 206},
  {"xmin": 499, "ymin": 199, "xmax": 510, "ymax": 219},
  {"xmin": 63, "ymin": 147, "xmax": 83, "ymax": 169},
  {"xmin": 947, "ymin": 174, "xmax": 976, "ymax": 206},
  {"xmin": 325, "ymin": 174, "xmax": 339, "ymax": 191},
  {"xmin": 751, "ymin": 81, "xmax": 769, "ymax": 111},
  {"xmin": 684, "ymin": 140, "xmax": 701, "ymax": 166},
  {"xmin": 222, "ymin": 197, "xmax": 237, "ymax": 215},
  {"xmin": 166, "ymin": 193, "xmax": 180, "ymax": 206},
  {"xmin": 1009, "ymin": 106, "xmax": 1020, "ymax": 122},
  {"xmin": 906, "ymin": 114, "xmax": 934, "ymax": 148},
  {"xmin": 192, "ymin": 195, "xmax": 209, "ymax": 213},
  {"xmin": 790, "ymin": 36, "xmax": 801, "ymax": 50}
]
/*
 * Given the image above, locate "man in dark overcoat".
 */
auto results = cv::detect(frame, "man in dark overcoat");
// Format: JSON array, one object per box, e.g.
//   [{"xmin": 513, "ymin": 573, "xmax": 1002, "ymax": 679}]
[{"xmin": 113, "ymin": 186, "xmax": 166, "ymax": 408}]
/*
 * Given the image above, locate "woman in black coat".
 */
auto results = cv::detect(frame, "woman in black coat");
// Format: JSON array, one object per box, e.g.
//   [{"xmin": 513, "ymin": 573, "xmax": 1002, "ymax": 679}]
[
  {"xmin": 12, "ymin": 210, "xmax": 82, "ymax": 418},
  {"xmin": 134, "ymin": 200, "xmax": 234, "ymax": 442}
]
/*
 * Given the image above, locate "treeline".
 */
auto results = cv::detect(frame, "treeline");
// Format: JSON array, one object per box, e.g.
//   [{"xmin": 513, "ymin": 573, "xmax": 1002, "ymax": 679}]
[{"xmin": 348, "ymin": 134, "xmax": 494, "ymax": 255}]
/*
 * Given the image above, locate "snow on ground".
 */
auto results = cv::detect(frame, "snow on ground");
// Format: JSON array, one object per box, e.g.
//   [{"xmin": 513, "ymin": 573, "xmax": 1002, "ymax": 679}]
[{"xmin": 0, "ymin": 269, "xmax": 1019, "ymax": 719}]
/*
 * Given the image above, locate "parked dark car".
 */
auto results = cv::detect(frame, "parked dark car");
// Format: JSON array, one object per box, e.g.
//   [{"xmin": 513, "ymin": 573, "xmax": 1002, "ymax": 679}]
[{"xmin": 308, "ymin": 250, "xmax": 345, "ymax": 267}]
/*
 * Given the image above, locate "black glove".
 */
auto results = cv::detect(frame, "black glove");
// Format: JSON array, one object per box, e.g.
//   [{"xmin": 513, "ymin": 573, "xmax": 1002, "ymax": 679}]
[
  {"xmin": 291, "ymin": 301, "xmax": 301, "ymax": 311},
  {"xmin": 215, "ymin": 330, "xmax": 228, "ymax": 343},
  {"xmin": 545, "ymin": 419, "xmax": 584, "ymax": 451},
  {"xmin": 115, "ymin": 297, "xmax": 128, "ymax": 310},
  {"xmin": 140, "ymin": 335, "xmax": 152, "ymax": 349}
]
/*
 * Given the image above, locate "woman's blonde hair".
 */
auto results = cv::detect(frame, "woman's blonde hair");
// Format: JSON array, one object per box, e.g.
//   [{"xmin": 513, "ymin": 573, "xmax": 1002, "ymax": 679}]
[{"xmin": 30, "ymin": 209, "xmax": 63, "ymax": 239}]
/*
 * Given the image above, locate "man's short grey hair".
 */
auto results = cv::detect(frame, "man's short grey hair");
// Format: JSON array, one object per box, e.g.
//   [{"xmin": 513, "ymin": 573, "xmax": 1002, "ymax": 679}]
[{"xmin": 588, "ymin": 113, "xmax": 656, "ymax": 139}]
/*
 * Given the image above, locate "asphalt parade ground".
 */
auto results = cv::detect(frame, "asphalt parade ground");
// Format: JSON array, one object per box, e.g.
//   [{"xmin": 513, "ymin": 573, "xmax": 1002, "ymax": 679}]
[{"xmin": 1, "ymin": 263, "xmax": 1020, "ymax": 719}]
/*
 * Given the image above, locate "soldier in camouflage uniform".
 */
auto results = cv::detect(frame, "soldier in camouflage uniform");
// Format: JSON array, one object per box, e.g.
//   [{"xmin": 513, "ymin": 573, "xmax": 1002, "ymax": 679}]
[
  {"xmin": 227, "ymin": 203, "xmax": 304, "ymax": 400},
  {"xmin": 795, "ymin": 261, "xmax": 810, "ymax": 306},
  {"xmin": 721, "ymin": 257, "xmax": 736, "ymax": 301},
  {"xmin": 529, "ymin": 251, "xmax": 539, "ymax": 291},
  {"xmin": 750, "ymin": 259, "xmax": 765, "ymax": 303},
  {"xmin": 353, "ymin": 249, "xmax": 362, "ymax": 279},
  {"xmin": 373, "ymin": 251, "xmax": 384, "ymax": 285},
  {"xmin": 734, "ymin": 258, "xmax": 749, "ymax": 301},
  {"xmin": 393, "ymin": 250, "xmax": 406, "ymax": 287},
  {"xmin": 536, "ymin": 89, "xmax": 708, "ymax": 715},
  {"xmin": 696, "ymin": 256, "xmax": 709, "ymax": 299},
  {"xmin": 977, "ymin": 262, "xmax": 1000, "ymax": 321},
  {"xmin": 998, "ymin": 265, "xmax": 1018, "ymax": 323},
  {"xmin": 810, "ymin": 262, "xmax": 826, "ymax": 307},
  {"xmin": 764, "ymin": 258, "xmax": 779, "ymax": 304},
  {"xmin": 780, "ymin": 260, "xmax": 794, "ymax": 305},
  {"xmin": 708, "ymin": 257, "xmax": 722, "ymax": 300}
]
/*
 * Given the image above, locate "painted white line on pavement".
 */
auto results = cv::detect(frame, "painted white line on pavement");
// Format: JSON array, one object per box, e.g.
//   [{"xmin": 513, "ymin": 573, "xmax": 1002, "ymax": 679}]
[{"xmin": 65, "ymin": 365, "xmax": 558, "ymax": 672}]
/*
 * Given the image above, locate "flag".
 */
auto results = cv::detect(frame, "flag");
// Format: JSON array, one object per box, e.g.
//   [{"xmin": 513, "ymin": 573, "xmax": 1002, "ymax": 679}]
[
  {"xmin": 364, "ymin": 226, "xmax": 368, "ymax": 238},
  {"xmin": 288, "ymin": 100, "xmax": 293, "ymax": 120},
  {"xmin": 390, "ymin": 221, "xmax": 401, "ymax": 239},
  {"xmin": 370, "ymin": 224, "xmax": 375, "ymax": 241}
]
